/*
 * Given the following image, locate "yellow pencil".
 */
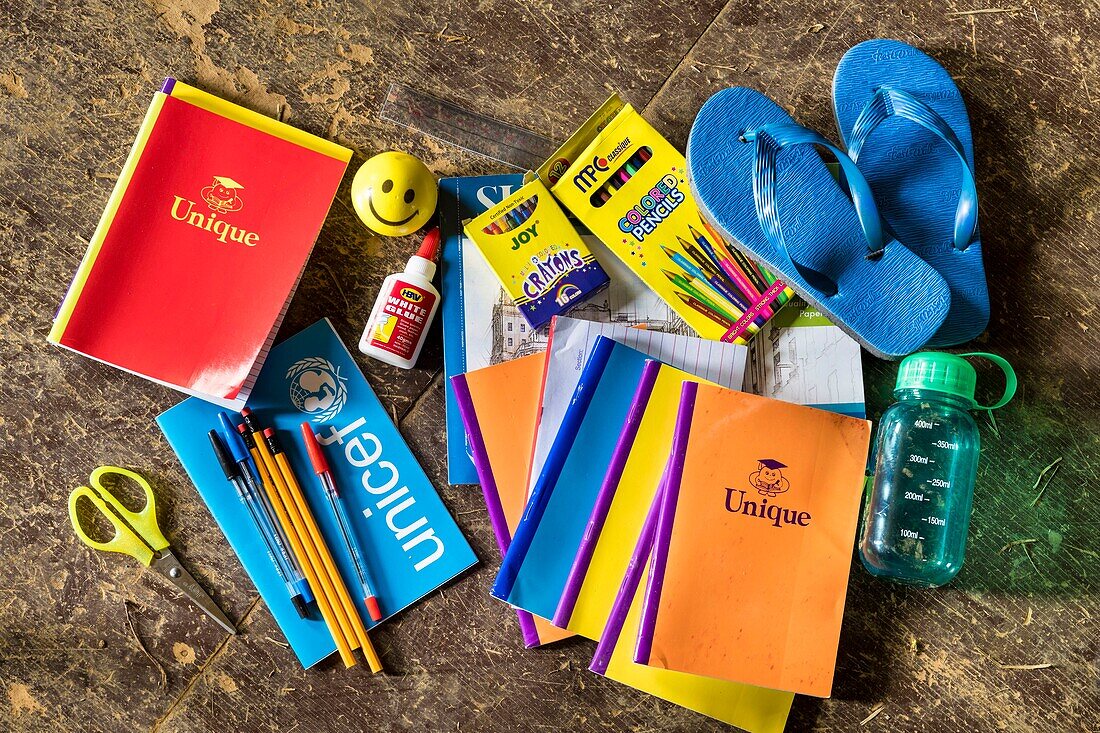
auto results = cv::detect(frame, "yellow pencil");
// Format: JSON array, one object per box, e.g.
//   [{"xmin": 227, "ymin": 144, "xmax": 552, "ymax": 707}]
[
  {"xmin": 266, "ymin": 430, "xmax": 383, "ymax": 674},
  {"xmin": 245, "ymin": 421, "xmax": 357, "ymax": 668}
]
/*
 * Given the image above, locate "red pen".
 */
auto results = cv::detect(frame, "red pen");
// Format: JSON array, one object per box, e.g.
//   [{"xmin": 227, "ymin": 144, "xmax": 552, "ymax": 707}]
[{"xmin": 300, "ymin": 423, "xmax": 383, "ymax": 622}]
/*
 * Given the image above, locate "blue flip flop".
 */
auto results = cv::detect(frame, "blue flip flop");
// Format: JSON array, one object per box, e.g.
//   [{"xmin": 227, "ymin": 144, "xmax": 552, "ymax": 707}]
[
  {"xmin": 687, "ymin": 86, "xmax": 950, "ymax": 360},
  {"xmin": 833, "ymin": 39, "xmax": 989, "ymax": 347}
]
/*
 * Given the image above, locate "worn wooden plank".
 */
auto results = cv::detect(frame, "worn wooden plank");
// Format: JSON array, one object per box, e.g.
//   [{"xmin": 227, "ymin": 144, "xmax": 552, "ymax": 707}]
[{"xmin": 0, "ymin": 0, "xmax": 1096, "ymax": 730}]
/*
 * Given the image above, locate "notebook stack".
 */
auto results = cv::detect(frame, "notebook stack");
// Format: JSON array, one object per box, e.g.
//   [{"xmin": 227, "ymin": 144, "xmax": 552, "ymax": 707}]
[{"xmin": 451, "ymin": 314, "xmax": 871, "ymax": 731}]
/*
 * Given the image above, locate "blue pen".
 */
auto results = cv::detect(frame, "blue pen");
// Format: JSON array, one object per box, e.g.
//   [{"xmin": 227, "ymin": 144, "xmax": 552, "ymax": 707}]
[
  {"xmin": 217, "ymin": 413, "xmax": 314, "ymax": 616},
  {"xmin": 208, "ymin": 429, "xmax": 309, "ymax": 619}
]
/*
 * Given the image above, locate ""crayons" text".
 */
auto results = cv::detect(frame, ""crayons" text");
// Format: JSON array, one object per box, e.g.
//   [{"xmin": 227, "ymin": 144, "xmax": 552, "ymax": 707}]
[{"xmin": 522, "ymin": 249, "xmax": 586, "ymax": 300}]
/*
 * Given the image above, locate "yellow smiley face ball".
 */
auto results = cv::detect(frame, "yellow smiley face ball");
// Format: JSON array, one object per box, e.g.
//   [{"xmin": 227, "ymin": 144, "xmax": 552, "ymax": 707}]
[{"xmin": 350, "ymin": 151, "xmax": 437, "ymax": 237}]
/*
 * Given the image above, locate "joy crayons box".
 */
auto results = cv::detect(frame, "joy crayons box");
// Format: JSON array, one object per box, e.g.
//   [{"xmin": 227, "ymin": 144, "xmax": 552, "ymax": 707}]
[
  {"xmin": 463, "ymin": 176, "xmax": 609, "ymax": 330},
  {"xmin": 544, "ymin": 95, "xmax": 788, "ymax": 343}
]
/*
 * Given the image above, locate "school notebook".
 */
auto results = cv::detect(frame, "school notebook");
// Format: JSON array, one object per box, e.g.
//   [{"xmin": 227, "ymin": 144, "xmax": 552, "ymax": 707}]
[
  {"xmin": 558, "ymin": 305, "xmax": 866, "ymax": 635},
  {"xmin": 590, "ymin": 489, "xmax": 794, "ymax": 733},
  {"xmin": 553, "ymin": 359, "xmax": 706, "ymax": 635},
  {"xmin": 636, "ymin": 382, "xmax": 871, "ymax": 697},
  {"xmin": 51, "ymin": 78, "xmax": 351, "ymax": 408},
  {"xmin": 450, "ymin": 354, "xmax": 572, "ymax": 648},
  {"xmin": 440, "ymin": 174, "xmax": 526, "ymax": 484},
  {"xmin": 493, "ymin": 335, "xmax": 744, "ymax": 622},
  {"xmin": 157, "ymin": 319, "xmax": 477, "ymax": 667}
]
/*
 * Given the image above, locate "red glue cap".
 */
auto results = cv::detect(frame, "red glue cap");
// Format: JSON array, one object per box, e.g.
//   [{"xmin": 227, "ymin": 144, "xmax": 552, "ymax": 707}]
[{"xmin": 415, "ymin": 227, "xmax": 440, "ymax": 261}]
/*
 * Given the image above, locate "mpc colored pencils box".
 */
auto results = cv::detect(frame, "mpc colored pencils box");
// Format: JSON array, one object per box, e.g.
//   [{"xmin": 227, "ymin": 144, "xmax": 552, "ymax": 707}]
[
  {"xmin": 463, "ymin": 177, "xmax": 609, "ymax": 331},
  {"xmin": 548, "ymin": 97, "xmax": 790, "ymax": 343}
]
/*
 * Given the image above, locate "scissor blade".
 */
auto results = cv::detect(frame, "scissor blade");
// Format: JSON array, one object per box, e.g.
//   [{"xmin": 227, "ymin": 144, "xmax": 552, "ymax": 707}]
[{"xmin": 152, "ymin": 550, "xmax": 238, "ymax": 635}]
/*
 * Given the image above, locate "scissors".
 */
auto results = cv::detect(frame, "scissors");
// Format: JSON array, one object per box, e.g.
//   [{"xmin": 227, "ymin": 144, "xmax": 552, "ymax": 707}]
[{"xmin": 68, "ymin": 466, "xmax": 237, "ymax": 635}]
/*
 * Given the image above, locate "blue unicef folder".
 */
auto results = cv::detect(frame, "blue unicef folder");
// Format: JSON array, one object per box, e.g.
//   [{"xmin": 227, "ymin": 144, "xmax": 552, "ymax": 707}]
[
  {"xmin": 440, "ymin": 174, "xmax": 525, "ymax": 485},
  {"xmin": 492, "ymin": 336, "xmax": 649, "ymax": 621},
  {"xmin": 157, "ymin": 319, "xmax": 478, "ymax": 667}
]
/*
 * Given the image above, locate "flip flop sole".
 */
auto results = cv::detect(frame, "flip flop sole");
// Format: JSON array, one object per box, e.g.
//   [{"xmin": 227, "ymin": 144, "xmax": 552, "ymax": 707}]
[
  {"xmin": 687, "ymin": 87, "xmax": 949, "ymax": 360},
  {"xmin": 834, "ymin": 39, "xmax": 989, "ymax": 347}
]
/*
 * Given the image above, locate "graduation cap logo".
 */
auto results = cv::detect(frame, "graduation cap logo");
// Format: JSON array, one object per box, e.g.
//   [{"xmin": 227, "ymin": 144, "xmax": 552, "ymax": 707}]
[
  {"xmin": 201, "ymin": 176, "xmax": 245, "ymax": 213},
  {"xmin": 749, "ymin": 458, "xmax": 791, "ymax": 497}
]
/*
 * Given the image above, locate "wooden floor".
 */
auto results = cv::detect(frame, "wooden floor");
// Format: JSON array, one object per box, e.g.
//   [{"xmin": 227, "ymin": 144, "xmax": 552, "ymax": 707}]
[{"xmin": 1, "ymin": 0, "xmax": 1096, "ymax": 731}]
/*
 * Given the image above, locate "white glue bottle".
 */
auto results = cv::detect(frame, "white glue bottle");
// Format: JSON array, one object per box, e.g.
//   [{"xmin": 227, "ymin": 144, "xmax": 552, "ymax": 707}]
[{"xmin": 359, "ymin": 227, "xmax": 441, "ymax": 369}]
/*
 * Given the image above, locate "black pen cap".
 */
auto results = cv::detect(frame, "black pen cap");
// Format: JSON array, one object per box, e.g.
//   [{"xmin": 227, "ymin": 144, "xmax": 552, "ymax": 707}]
[
  {"xmin": 291, "ymin": 595, "xmax": 311, "ymax": 619},
  {"xmin": 208, "ymin": 429, "xmax": 240, "ymax": 480}
]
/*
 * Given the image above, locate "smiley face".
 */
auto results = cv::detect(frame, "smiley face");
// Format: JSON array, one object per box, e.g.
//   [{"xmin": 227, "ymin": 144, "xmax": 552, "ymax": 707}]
[{"xmin": 350, "ymin": 151, "xmax": 438, "ymax": 237}]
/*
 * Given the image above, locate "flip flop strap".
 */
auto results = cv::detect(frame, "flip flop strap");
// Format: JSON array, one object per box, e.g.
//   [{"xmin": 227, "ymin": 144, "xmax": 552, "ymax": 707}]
[
  {"xmin": 744, "ymin": 123, "xmax": 887, "ymax": 295},
  {"xmin": 847, "ymin": 86, "xmax": 978, "ymax": 251}
]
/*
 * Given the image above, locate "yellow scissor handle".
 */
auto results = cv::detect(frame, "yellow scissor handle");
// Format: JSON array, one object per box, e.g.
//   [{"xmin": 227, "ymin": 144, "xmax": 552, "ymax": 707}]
[
  {"xmin": 88, "ymin": 466, "xmax": 170, "ymax": 552},
  {"xmin": 69, "ymin": 485, "xmax": 155, "ymax": 566}
]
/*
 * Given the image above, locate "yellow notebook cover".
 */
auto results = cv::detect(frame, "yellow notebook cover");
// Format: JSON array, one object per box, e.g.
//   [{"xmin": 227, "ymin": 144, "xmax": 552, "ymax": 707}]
[
  {"xmin": 637, "ymin": 383, "xmax": 872, "ymax": 697},
  {"xmin": 555, "ymin": 361, "xmax": 714, "ymax": 639}
]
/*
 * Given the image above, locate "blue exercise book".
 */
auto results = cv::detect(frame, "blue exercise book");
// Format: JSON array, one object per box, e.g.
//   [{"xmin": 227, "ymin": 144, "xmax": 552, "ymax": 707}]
[
  {"xmin": 492, "ymin": 336, "xmax": 649, "ymax": 621},
  {"xmin": 157, "ymin": 319, "xmax": 478, "ymax": 668},
  {"xmin": 440, "ymin": 174, "xmax": 526, "ymax": 485}
]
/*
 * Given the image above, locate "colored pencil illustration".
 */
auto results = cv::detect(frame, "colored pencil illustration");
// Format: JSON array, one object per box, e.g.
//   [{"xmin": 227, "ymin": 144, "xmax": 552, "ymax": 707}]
[
  {"xmin": 705, "ymin": 230, "xmax": 770, "ymax": 295},
  {"xmin": 675, "ymin": 236, "xmax": 754, "ymax": 309},
  {"xmin": 674, "ymin": 292, "xmax": 734, "ymax": 329},
  {"xmin": 684, "ymin": 228, "xmax": 775, "ymax": 320},
  {"xmin": 676, "ymin": 235, "xmax": 723, "ymax": 281},
  {"xmin": 659, "ymin": 245, "xmax": 765, "ymax": 328},
  {"xmin": 701, "ymin": 219, "xmax": 791, "ymax": 306},
  {"xmin": 662, "ymin": 269, "xmax": 742, "ymax": 325}
]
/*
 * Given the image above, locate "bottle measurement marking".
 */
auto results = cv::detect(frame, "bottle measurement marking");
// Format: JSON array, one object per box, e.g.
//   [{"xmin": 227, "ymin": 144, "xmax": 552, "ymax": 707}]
[
  {"xmin": 913, "ymin": 418, "xmax": 938, "ymax": 429},
  {"xmin": 932, "ymin": 440, "xmax": 959, "ymax": 450},
  {"xmin": 903, "ymin": 491, "xmax": 930, "ymax": 502},
  {"xmin": 922, "ymin": 516, "xmax": 946, "ymax": 526},
  {"xmin": 928, "ymin": 478, "xmax": 950, "ymax": 488},
  {"xmin": 900, "ymin": 528, "xmax": 925, "ymax": 541},
  {"xmin": 908, "ymin": 454, "xmax": 934, "ymax": 465}
]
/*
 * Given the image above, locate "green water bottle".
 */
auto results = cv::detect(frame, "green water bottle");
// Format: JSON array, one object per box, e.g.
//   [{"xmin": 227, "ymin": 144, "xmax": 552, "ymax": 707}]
[{"xmin": 859, "ymin": 352, "xmax": 1017, "ymax": 587}]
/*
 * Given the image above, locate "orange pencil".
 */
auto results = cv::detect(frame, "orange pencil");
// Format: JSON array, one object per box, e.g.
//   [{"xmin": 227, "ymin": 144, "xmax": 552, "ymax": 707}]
[
  {"xmin": 265, "ymin": 429, "xmax": 384, "ymax": 674},
  {"xmin": 674, "ymin": 291, "xmax": 734, "ymax": 329},
  {"xmin": 239, "ymin": 412, "xmax": 357, "ymax": 668}
]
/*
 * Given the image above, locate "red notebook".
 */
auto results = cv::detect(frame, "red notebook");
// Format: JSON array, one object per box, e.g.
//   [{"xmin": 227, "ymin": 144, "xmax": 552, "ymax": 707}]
[{"xmin": 49, "ymin": 78, "xmax": 351, "ymax": 408}]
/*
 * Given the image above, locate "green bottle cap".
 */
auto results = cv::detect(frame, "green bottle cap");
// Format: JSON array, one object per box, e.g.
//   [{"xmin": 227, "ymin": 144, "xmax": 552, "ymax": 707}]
[{"xmin": 894, "ymin": 351, "xmax": 1018, "ymax": 411}]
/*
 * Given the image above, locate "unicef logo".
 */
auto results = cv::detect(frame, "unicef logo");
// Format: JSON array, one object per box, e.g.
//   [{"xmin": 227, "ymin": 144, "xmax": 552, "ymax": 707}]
[{"xmin": 287, "ymin": 357, "xmax": 347, "ymax": 422}]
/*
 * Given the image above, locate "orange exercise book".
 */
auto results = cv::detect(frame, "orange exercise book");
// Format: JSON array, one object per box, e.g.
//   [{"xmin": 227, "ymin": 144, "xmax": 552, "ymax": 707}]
[
  {"xmin": 450, "ymin": 354, "xmax": 572, "ymax": 647},
  {"xmin": 636, "ymin": 382, "xmax": 871, "ymax": 697}
]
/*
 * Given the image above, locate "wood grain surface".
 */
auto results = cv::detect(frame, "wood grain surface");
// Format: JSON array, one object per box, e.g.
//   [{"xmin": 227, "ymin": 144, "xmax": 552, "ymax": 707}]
[{"xmin": 0, "ymin": 0, "xmax": 1096, "ymax": 731}]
